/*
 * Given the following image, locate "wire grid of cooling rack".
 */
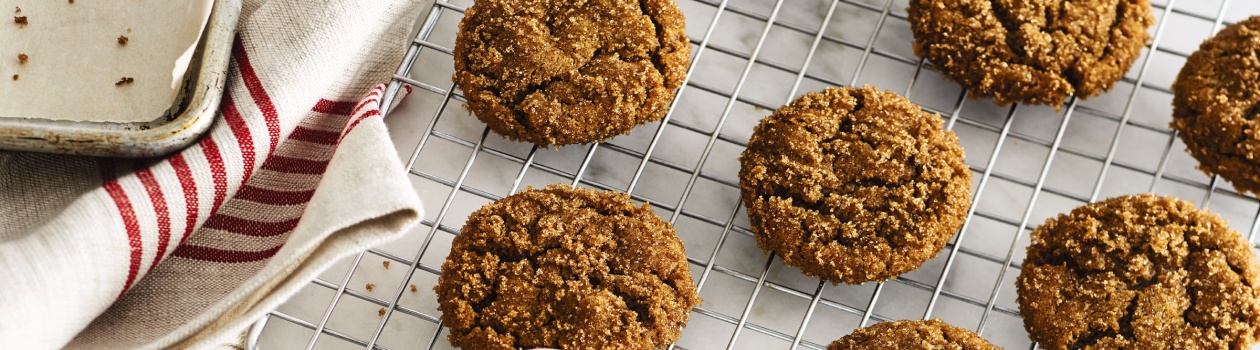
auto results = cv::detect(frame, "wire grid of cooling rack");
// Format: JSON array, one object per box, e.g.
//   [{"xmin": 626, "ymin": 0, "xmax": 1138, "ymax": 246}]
[{"xmin": 250, "ymin": 0, "xmax": 1260, "ymax": 349}]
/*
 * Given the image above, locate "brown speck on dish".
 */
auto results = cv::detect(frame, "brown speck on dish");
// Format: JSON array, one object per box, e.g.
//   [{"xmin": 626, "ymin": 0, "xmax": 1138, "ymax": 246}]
[
  {"xmin": 382, "ymin": 260, "xmax": 390, "ymax": 269},
  {"xmin": 18, "ymin": 53, "xmax": 27, "ymax": 64},
  {"xmin": 11, "ymin": 74, "xmax": 17, "ymax": 81},
  {"xmin": 69, "ymin": 0, "xmax": 74, "ymax": 4},
  {"xmin": 117, "ymin": 35, "xmax": 128, "ymax": 46},
  {"xmin": 14, "ymin": 7, "xmax": 19, "ymax": 13},
  {"xmin": 14, "ymin": 16, "xmax": 26, "ymax": 25},
  {"xmin": 115, "ymin": 77, "xmax": 134, "ymax": 86},
  {"xmin": 409, "ymin": 284, "xmax": 417, "ymax": 293},
  {"xmin": 377, "ymin": 308, "xmax": 385, "ymax": 317},
  {"xmin": 365, "ymin": 283, "xmax": 375, "ymax": 292}
]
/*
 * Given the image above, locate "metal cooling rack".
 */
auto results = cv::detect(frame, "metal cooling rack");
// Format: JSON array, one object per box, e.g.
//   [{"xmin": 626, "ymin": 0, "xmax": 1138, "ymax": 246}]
[{"xmin": 250, "ymin": 0, "xmax": 1260, "ymax": 349}]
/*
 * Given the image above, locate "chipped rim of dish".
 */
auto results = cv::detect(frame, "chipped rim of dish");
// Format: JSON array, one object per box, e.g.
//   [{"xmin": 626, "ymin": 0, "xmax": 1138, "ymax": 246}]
[{"xmin": 0, "ymin": 0, "xmax": 240, "ymax": 158}]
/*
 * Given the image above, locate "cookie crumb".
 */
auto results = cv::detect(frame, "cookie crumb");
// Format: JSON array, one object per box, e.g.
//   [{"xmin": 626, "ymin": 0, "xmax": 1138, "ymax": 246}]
[
  {"xmin": 382, "ymin": 260, "xmax": 389, "ymax": 269},
  {"xmin": 409, "ymin": 284, "xmax": 417, "ymax": 293},
  {"xmin": 115, "ymin": 77, "xmax": 134, "ymax": 86},
  {"xmin": 365, "ymin": 283, "xmax": 375, "ymax": 292},
  {"xmin": 377, "ymin": 308, "xmax": 385, "ymax": 317},
  {"xmin": 14, "ymin": 7, "xmax": 19, "ymax": 13},
  {"xmin": 14, "ymin": 16, "xmax": 26, "ymax": 25},
  {"xmin": 17, "ymin": 53, "xmax": 26, "ymax": 64},
  {"xmin": 117, "ymin": 35, "xmax": 128, "ymax": 46},
  {"xmin": 69, "ymin": 0, "xmax": 74, "ymax": 4},
  {"xmin": 11, "ymin": 74, "xmax": 17, "ymax": 81}
]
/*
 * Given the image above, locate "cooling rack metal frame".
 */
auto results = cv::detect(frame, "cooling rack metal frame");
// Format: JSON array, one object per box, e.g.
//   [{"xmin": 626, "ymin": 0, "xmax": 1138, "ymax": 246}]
[{"xmin": 249, "ymin": 0, "xmax": 1260, "ymax": 349}]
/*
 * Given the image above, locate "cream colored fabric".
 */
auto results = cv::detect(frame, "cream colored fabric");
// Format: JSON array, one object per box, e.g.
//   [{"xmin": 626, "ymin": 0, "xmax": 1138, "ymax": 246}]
[{"xmin": 0, "ymin": 0, "xmax": 425, "ymax": 348}]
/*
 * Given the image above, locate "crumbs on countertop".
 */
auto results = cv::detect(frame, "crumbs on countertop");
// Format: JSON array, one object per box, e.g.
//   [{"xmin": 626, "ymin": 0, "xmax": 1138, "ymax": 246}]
[
  {"xmin": 117, "ymin": 35, "xmax": 128, "ymax": 46},
  {"xmin": 115, "ymin": 77, "xmax": 134, "ymax": 86},
  {"xmin": 377, "ymin": 308, "xmax": 385, "ymax": 317},
  {"xmin": 18, "ymin": 53, "xmax": 27, "ymax": 64},
  {"xmin": 11, "ymin": 74, "xmax": 17, "ymax": 81},
  {"xmin": 382, "ymin": 260, "xmax": 389, "ymax": 269},
  {"xmin": 365, "ymin": 283, "xmax": 375, "ymax": 292},
  {"xmin": 14, "ymin": 16, "xmax": 26, "ymax": 25},
  {"xmin": 409, "ymin": 284, "xmax": 417, "ymax": 293}
]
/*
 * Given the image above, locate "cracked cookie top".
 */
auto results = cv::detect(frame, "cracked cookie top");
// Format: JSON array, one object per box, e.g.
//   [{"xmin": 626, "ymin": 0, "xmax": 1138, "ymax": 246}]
[
  {"xmin": 1017, "ymin": 194, "xmax": 1260, "ymax": 350},
  {"xmin": 1172, "ymin": 16, "xmax": 1260, "ymax": 196},
  {"xmin": 737, "ymin": 86, "xmax": 972, "ymax": 284},
  {"xmin": 827, "ymin": 319, "xmax": 1000, "ymax": 350},
  {"xmin": 453, "ymin": 0, "xmax": 690, "ymax": 147},
  {"xmin": 907, "ymin": 0, "xmax": 1154, "ymax": 108},
  {"xmin": 435, "ymin": 185, "xmax": 700, "ymax": 350}
]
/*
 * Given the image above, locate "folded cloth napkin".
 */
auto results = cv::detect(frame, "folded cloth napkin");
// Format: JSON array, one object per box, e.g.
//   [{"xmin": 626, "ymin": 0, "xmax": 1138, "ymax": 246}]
[{"xmin": 0, "ymin": 0, "xmax": 425, "ymax": 348}]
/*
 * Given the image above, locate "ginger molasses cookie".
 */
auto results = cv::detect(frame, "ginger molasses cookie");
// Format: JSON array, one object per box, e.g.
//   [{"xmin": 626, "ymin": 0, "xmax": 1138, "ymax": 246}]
[
  {"xmin": 1017, "ymin": 194, "xmax": 1260, "ymax": 349},
  {"xmin": 827, "ymin": 319, "xmax": 1000, "ymax": 350},
  {"xmin": 738, "ymin": 86, "xmax": 972, "ymax": 284},
  {"xmin": 907, "ymin": 0, "xmax": 1154, "ymax": 107},
  {"xmin": 435, "ymin": 185, "xmax": 700, "ymax": 350},
  {"xmin": 453, "ymin": 0, "xmax": 690, "ymax": 147},
  {"xmin": 1171, "ymin": 16, "xmax": 1260, "ymax": 195}
]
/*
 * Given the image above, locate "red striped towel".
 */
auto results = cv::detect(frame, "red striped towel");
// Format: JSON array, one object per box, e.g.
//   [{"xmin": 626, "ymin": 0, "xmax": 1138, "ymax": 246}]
[{"xmin": 0, "ymin": 0, "xmax": 424, "ymax": 348}]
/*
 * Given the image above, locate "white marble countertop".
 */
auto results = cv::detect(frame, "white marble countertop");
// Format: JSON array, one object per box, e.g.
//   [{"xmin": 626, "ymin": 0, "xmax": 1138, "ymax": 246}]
[{"xmin": 256, "ymin": 0, "xmax": 1260, "ymax": 349}]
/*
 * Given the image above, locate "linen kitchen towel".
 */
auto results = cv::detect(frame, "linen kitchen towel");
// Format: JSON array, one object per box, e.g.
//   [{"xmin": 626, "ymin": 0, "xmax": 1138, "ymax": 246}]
[{"xmin": 0, "ymin": 0, "xmax": 426, "ymax": 348}]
